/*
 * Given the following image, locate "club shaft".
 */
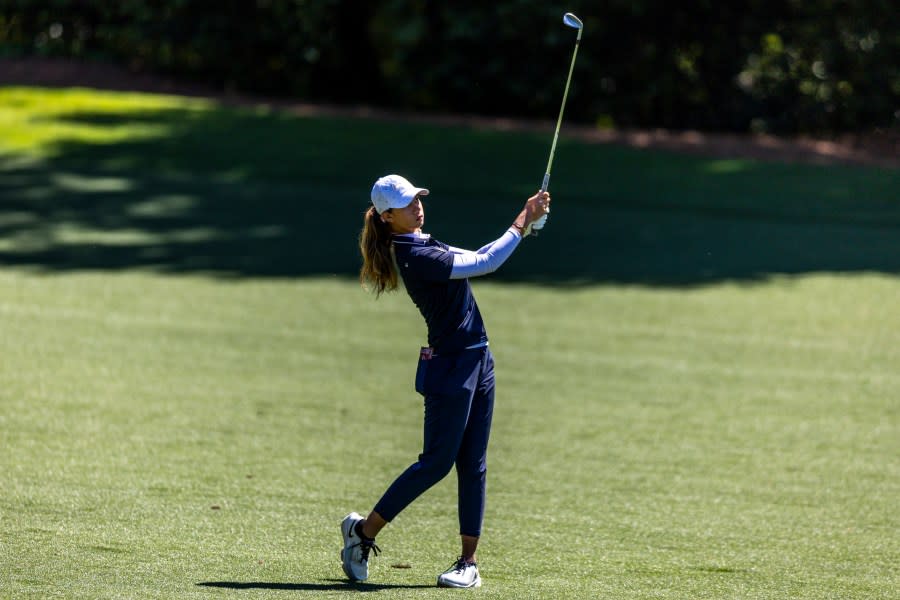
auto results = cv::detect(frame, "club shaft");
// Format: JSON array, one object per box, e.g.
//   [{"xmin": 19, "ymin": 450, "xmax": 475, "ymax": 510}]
[{"xmin": 542, "ymin": 34, "xmax": 581, "ymax": 193}]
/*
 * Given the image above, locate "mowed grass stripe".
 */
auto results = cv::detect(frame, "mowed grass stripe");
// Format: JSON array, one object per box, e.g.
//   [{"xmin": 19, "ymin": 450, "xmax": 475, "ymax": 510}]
[
  {"xmin": 0, "ymin": 296, "xmax": 885, "ymax": 351},
  {"xmin": 3, "ymin": 275, "xmax": 896, "ymax": 396}
]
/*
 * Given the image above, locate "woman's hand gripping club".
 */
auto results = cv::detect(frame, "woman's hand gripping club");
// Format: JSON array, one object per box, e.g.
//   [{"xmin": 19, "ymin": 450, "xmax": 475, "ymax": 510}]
[{"xmin": 513, "ymin": 191, "xmax": 551, "ymax": 237}]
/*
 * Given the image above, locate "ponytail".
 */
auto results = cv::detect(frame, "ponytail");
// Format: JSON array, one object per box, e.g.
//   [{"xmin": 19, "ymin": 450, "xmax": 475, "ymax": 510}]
[{"xmin": 359, "ymin": 206, "xmax": 398, "ymax": 297}]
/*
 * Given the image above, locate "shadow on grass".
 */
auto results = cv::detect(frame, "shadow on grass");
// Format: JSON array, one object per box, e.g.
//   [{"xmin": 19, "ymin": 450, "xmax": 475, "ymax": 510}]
[
  {"xmin": 2, "ymin": 93, "xmax": 899, "ymax": 285},
  {"xmin": 197, "ymin": 579, "xmax": 434, "ymax": 591}
]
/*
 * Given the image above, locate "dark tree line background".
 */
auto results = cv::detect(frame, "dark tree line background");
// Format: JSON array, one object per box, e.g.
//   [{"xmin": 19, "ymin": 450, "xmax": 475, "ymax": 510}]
[{"xmin": 1, "ymin": 0, "xmax": 897, "ymax": 135}]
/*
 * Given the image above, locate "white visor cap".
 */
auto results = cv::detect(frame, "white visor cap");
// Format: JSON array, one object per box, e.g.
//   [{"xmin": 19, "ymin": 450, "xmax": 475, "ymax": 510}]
[{"xmin": 371, "ymin": 174, "xmax": 429, "ymax": 214}]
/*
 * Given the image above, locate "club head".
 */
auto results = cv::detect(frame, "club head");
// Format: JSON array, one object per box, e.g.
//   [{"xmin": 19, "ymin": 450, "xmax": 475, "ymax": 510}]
[{"xmin": 563, "ymin": 12, "xmax": 583, "ymax": 30}]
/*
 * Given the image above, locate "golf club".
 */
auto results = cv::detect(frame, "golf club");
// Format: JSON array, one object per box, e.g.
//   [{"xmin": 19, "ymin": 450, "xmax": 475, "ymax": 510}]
[{"xmin": 527, "ymin": 11, "xmax": 583, "ymax": 236}]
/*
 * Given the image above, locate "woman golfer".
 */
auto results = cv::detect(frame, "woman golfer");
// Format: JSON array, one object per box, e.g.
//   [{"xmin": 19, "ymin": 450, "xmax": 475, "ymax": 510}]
[{"xmin": 341, "ymin": 174, "xmax": 550, "ymax": 588}]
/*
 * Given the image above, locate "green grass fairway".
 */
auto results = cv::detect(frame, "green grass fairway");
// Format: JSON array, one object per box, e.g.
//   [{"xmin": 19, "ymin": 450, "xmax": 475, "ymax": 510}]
[{"xmin": 1, "ymin": 87, "xmax": 898, "ymax": 599}]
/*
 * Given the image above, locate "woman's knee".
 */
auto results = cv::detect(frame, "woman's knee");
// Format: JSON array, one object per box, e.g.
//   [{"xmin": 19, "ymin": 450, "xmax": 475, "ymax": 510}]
[{"xmin": 413, "ymin": 452, "xmax": 456, "ymax": 482}]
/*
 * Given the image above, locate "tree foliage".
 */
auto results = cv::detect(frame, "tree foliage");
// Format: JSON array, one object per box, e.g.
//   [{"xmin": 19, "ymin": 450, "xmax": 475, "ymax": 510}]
[{"xmin": 1, "ymin": 0, "xmax": 897, "ymax": 134}]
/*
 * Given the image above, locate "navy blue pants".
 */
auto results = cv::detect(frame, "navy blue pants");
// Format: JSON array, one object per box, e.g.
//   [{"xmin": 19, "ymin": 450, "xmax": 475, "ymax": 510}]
[{"xmin": 373, "ymin": 346, "xmax": 495, "ymax": 537}]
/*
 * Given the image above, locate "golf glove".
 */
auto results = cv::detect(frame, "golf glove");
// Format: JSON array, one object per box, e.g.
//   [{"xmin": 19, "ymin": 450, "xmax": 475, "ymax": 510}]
[{"xmin": 525, "ymin": 212, "xmax": 549, "ymax": 236}]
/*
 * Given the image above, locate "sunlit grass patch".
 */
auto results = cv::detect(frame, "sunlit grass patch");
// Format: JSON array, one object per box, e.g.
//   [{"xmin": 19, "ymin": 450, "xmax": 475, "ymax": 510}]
[{"xmin": 0, "ymin": 86, "xmax": 211, "ymax": 157}]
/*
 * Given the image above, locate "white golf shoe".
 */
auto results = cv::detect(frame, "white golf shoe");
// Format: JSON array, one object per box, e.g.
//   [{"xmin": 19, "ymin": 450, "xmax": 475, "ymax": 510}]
[
  {"xmin": 437, "ymin": 557, "xmax": 482, "ymax": 588},
  {"xmin": 340, "ymin": 512, "xmax": 380, "ymax": 582}
]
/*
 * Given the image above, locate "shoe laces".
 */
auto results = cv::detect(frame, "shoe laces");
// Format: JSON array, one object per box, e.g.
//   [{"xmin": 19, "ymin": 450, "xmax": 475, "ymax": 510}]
[
  {"xmin": 450, "ymin": 556, "xmax": 475, "ymax": 573},
  {"xmin": 358, "ymin": 537, "xmax": 381, "ymax": 561}
]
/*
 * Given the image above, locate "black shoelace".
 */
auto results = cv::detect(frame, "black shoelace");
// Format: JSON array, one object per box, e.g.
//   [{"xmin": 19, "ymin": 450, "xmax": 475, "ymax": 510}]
[
  {"xmin": 358, "ymin": 537, "xmax": 381, "ymax": 561},
  {"xmin": 449, "ymin": 556, "xmax": 476, "ymax": 573}
]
